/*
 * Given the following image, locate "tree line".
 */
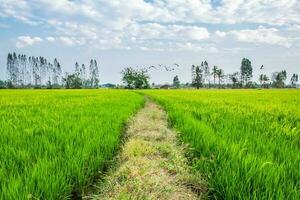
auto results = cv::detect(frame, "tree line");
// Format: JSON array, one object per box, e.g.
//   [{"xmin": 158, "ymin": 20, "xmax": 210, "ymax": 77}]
[
  {"xmin": 1, "ymin": 53, "xmax": 298, "ymax": 89},
  {"xmin": 121, "ymin": 58, "xmax": 298, "ymax": 89},
  {"xmin": 5, "ymin": 52, "xmax": 62, "ymax": 88},
  {"xmin": 188, "ymin": 58, "xmax": 299, "ymax": 89},
  {"xmin": 1, "ymin": 52, "xmax": 99, "ymax": 89},
  {"xmin": 65, "ymin": 60, "xmax": 99, "ymax": 89}
]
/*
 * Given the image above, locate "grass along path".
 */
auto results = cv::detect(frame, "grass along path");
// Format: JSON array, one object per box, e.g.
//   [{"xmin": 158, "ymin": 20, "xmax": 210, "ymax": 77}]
[{"xmin": 86, "ymin": 101, "xmax": 205, "ymax": 200}]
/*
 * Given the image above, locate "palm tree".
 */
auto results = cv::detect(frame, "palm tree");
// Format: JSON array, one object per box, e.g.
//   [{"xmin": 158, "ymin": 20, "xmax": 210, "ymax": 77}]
[
  {"xmin": 211, "ymin": 66, "xmax": 218, "ymax": 87},
  {"xmin": 259, "ymin": 74, "xmax": 264, "ymax": 87},
  {"xmin": 291, "ymin": 73, "xmax": 299, "ymax": 87},
  {"xmin": 216, "ymin": 69, "xmax": 224, "ymax": 88}
]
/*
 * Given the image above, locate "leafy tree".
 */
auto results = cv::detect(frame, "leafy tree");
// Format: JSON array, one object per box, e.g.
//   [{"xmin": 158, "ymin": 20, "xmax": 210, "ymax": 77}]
[
  {"xmin": 122, "ymin": 67, "xmax": 135, "ymax": 88},
  {"xmin": 89, "ymin": 59, "xmax": 99, "ymax": 88},
  {"xmin": 6, "ymin": 52, "xmax": 66, "ymax": 88},
  {"xmin": 211, "ymin": 65, "xmax": 218, "ymax": 87},
  {"xmin": 6, "ymin": 52, "xmax": 19, "ymax": 86},
  {"xmin": 240, "ymin": 58, "xmax": 253, "ymax": 86},
  {"xmin": 173, "ymin": 75, "xmax": 180, "ymax": 88},
  {"xmin": 262, "ymin": 74, "xmax": 269, "ymax": 88},
  {"xmin": 290, "ymin": 73, "xmax": 298, "ymax": 87},
  {"xmin": 80, "ymin": 64, "xmax": 87, "ymax": 87},
  {"xmin": 135, "ymin": 70, "xmax": 150, "ymax": 89},
  {"xmin": 63, "ymin": 73, "xmax": 82, "ymax": 89},
  {"xmin": 229, "ymin": 72, "xmax": 240, "ymax": 88},
  {"xmin": 121, "ymin": 67, "xmax": 150, "ymax": 89},
  {"xmin": 216, "ymin": 69, "xmax": 225, "ymax": 88},
  {"xmin": 203, "ymin": 61, "xmax": 210, "ymax": 87},
  {"xmin": 191, "ymin": 65, "xmax": 195, "ymax": 82},
  {"xmin": 53, "ymin": 58, "xmax": 62, "ymax": 86},
  {"xmin": 6, "ymin": 53, "xmax": 13, "ymax": 85},
  {"xmin": 259, "ymin": 74, "xmax": 264, "ymax": 86},
  {"xmin": 40, "ymin": 57, "xmax": 48, "ymax": 86},
  {"xmin": 0, "ymin": 80, "xmax": 6, "ymax": 89},
  {"xmin": 272, "ymin": 70, "xmax": 287, "ymax": 88},
  {"xmin": 12, "ymin": 52, "xmax": 18, "ymax": 86},
  {"xmin": 192, "ymin": 65, "xmax": 203, "ymax": 89},
  {"xmin": 259, "ymin": 74, "xmax": 269, "ymax": 88},
  {"xmin": 75, "ymin": 62, "xmax": 80, "ymax": 75},
  {"xmin": 46, "ymin": 80, "xmax": 52, "ymax": 89},
  {"xmin": 33, "ymin": 62, "xmax": 40, "ymax": 87},
  {"xmin": 6, "ymin": 81, "xmax": 13, "ymax": 89},
  {"xmin": 19, "ymin": 54, "xmax": 26, "ymax": 86}
]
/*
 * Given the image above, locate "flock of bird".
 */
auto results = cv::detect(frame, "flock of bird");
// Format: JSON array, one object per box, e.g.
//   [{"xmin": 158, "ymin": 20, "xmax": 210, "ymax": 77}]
[
  {"xmin": 141, "ymin": 64, "xmax": 265, "ymax": 72},
  {"xmin": 144, "ymin": 63, "xmax": 180, "ymax": 72}
]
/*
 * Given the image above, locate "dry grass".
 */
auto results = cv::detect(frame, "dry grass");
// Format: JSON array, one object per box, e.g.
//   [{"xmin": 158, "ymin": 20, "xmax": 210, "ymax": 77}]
[{"xmin": 86, "ymin": 101, "xmax": 206, "ymax": 200}]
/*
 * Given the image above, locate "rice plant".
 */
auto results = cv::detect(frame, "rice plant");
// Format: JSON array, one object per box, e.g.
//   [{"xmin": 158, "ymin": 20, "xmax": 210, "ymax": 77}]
[
  {"xmin": 0, "ymin": 89, "xmax": 143, "ymax": 199},
  {"xmin": 142, "ymin": 89, "xmax": 300, "ymax": 199}
]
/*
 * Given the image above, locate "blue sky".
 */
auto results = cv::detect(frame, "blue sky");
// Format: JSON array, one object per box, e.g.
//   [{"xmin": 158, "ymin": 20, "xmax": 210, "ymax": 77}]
[{"xmin": 0, "ymin": 0, "xmax": 299, "ymax": 84}]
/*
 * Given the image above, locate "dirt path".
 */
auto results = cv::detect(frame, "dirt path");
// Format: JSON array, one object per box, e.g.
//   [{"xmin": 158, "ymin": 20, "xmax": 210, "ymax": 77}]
[{"xmin": 85, "ymin": 101, "xmax": 205, "ymax": 200}]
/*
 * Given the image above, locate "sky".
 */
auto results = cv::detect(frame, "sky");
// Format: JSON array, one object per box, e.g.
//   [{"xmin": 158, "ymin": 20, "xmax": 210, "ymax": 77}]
[{"xmin": 0, "ymin": 0, "xmax": 299, "ymax": 84}]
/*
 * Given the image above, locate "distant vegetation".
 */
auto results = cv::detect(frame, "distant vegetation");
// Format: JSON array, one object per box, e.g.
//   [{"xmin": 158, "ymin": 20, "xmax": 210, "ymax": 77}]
[
  {"xmin": 142, "ymin": 89, "xmax": 300, "ymax": 199},
  {"xmin": 1, "ymin": 52, "xmax": 299, "ymax": 89},
  {"xmin": 188, "ymin": 58, "xmax": 298, "ymax": 89},
  {"xmin": 3, "ymin": 52, "xmax": 99, "ymax": 89},
  {"xmin": 121, "ymin": 67, "xmax": 150, "ymax": 89}
]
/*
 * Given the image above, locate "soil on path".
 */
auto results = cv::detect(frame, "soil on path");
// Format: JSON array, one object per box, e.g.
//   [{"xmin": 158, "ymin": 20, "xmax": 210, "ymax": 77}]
[{"xmin": 85, "ymin": 101, "xmax": 205, "ymax": 200}]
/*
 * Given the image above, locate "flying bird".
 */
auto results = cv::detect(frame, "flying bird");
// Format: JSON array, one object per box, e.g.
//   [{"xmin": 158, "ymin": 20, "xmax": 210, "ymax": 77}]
[
  {"xmin": 164, "ymin": 66, "xmax": 175, "ymax": 71},
  {"xmin": 260, "ymin": 65, "xmax": 264, "ymax": 69},
  {"xmin": 148, "ymin": 65, "xmax": 157, "ymax": 70},
  {"xmin": 156, "ymin": 64, "xmax": 176, "ymax": 71}
]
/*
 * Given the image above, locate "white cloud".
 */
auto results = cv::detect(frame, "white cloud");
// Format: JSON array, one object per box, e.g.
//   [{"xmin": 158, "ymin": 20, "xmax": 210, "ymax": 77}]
[
  {"xmin": 42, "ymin": 19, "xmax": 210, "ymax": 50},
  {"xmin": 175, "ymin": 42, "xmax": 204, "ymax": 52},
  {"xmin": 286, "ymin": 24, "xmax": 300, "ymax": 31},
  {"xmin": 47, "ymin": 19, "xmax": 62, "ymax": 26},
  {"xmin": 47, "ymin": 20, "xmax": 99, "ymax": 39},
  {"xmin": 174, "ymin": 42, "xmax": 219, "ymax": 53},
  {"xmin": 16, "ymin": 36, "xmax": 43, "ymax": 48},
  {"xmin": 215, "ymin": 30, "xmax": 227, "ymax": 38},
  {"xmin": 46, "ymin": 37, "xmax": 55, "ymax": 42},
  {"xmin": 0, "ymin": 0, "xmax": 39, "ymax": 25},
  {"xmin": 230, "ymin": 26, "xmax": 291, "ymax": 48},
  {"xmin": 129, "ymin": 23, "xmax": 209, "ymax": 41},
  {"xmin": 2, "ymin": 0, "xmax": 300, "ymax": 51},
  {"xmin": 185, "ymin": 26, "xmax": 210, "ymax": 40},
  {"xmin": 59, "ymin": 37, "xmax": 86, "ymax": 46},
  {"xmin": 38, "ymin": 0, "xmax": 102, "ymax": 19},
  {"xmin": 59, "ymin": 37, "xmax": 74, "ymax": 46},
  {"xmin": 1, "ymin": 0, "xmax": 300, "ymax": 27},
  {"xmin": 88, "ymin": 0, "xmax": 300, "ymax": 26}
]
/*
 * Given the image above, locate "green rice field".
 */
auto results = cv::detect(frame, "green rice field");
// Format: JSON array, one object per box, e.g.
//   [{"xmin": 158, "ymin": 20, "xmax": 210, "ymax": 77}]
[
  {"xmin": 141, "ymin": 89, "xmax": 300, "ymax": 199},
  {"xmin": 0, "ymin": 89, "xmax": 299, "ymax": 199},
  {"xmin": 0, "ymin": 90, "xmax": 143, "ymax": 199}
]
